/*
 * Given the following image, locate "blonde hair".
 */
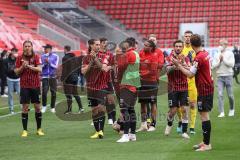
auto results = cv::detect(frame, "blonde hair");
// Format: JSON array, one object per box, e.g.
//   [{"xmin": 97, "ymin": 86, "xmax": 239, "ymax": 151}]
[
  {"xmin": 219, "ymin": 39, "xmax": 228, "ymax": 45},
  {"xmin": 148, "ymin": 34, "xmax": 157, "ymax": 39}
]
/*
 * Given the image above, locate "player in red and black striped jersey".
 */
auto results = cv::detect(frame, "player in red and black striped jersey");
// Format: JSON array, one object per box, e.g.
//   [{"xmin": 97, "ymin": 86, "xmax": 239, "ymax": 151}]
[
  {"xmin": 164, "ymin": 40, "xmax": 190, "ymax": 139},
  {"xmin": 15, "ymin": 40, "xmax": 44, "ymax": 137},
  {"xmin": 81, "ymin": 39, "xmax": 111, "ymax": 139},
  {"xmin": 99, "ymin": 38, "xmax": 116, "ymax": 125},
  {"xmin": 172, "ymin": 34, "xmax": 214, "ymax": 151}
]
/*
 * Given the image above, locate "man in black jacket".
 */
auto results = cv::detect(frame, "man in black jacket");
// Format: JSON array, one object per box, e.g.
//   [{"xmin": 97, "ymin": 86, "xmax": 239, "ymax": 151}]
[
  {"xmin": 0, "ymin": 50, "xmax": 8, "ymax": 97},
  {"xmin": 61, "ymin": 45, "xmax": 84, "ymax": 114},
  {"xmin": 233, "ymin": 45, "xmax": 240, "ymax": 84},
  {"xmin": 6, "ymin": 48, "xmax": 20, "ymax": 114}
]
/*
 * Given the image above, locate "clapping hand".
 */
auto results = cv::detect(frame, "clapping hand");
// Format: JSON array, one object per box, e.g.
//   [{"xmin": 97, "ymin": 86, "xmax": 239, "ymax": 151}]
[
  {"xmin": 171, "ymin": 57, "xmax": 180, "ymax": 67},
  {"xmin": 219, "ymin": 54, "xmax": 223, "ymax": 62},
  {"xmin": 90, "ymin": 51, "xmax": 97, "ymax": 58},
  {"xmin": 21, "ymin": 60, "xmax": 29, "ymax": 68}
]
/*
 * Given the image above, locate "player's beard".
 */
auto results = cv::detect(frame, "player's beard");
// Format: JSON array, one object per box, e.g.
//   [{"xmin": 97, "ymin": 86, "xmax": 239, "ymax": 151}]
[
  {"xmin": 144, "ymin": 48, "xmax": 150, "ymax": 53},
  {"xmin": 175, "ymin": 50, "xmax": 181, "ymax": 55}
]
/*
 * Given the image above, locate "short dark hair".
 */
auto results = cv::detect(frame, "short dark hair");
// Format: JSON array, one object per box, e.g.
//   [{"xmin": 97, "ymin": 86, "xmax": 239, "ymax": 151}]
[
  {"xmin": 126, "ymin": 37, "xmax": 137, "ymax": 47},
  {"xmin": 146, "ymin": 40, "xmax": 156, "ymax": 52},
  {"xmin": 88, "ymin": 39, "xmax": 95, "ymax": 46},
  {"xmin": 100, "ymin": 37, "xmax": 108, "ymax": 43},
  {"xmin": 64, "ymin": 45, "xmax": 71, "ymax": 52},
  {"xmin": 88, "ymin": 39, "xmax": 99, "ymax": 53},
  {"xmin": 1, "ymin": 50, "xmax": 8, "ymax": 58},
  {"xmin": 184, "ymin": 30, "xmax": 193, "ymax": 35},
  {"xmin": 119, "ymin": 40, "xmax": 129, "ymax": 53},
  {"xmin": 11, "ymin": 48, "xmax": 18, "ymax": 52},
  {"xmin": 190, "ymin": 34, "xmax": 202, "ymax": 47},
  {"xmin": 173, "ymin": 40, "xmax": 184, "ymax": 47},
  {"xmin": 43, "ymin": 44, "xmax": 52, "ymax": 49}
]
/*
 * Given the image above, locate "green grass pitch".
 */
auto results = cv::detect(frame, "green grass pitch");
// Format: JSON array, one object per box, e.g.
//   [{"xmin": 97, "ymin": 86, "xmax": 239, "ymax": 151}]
[{"xmin": 0, "ymin": 80, "xmax": 239, "ymax": 160}]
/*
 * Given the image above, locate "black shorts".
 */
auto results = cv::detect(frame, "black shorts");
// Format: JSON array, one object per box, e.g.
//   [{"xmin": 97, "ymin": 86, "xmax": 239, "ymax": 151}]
[
  {"xmin": 63, "ymin": 83, "xmax": 78, "ymax": 96},
  {"xmin": 105, "ymin": 82, "xmax": 114, "ymax": 94},
  {"xmin": 138, "ymin": 81, "xmax": 158, "ymax": 104},
  {"xmin": 20, "ymin": 88, "xmax": 40, "ymax": 104},
  {"xmin": 197, "ymin": 95, "xmax": 213, "ymax": 112},
  {"xmin": 119, "ymin": 88, "xmax": 137, "ymax": 108},
  {"xmin": 87, "ymin": 89, "xmax": 107, "ymax": 107},
  {"xmin": 168, "ymin": 91, "xmax": 188, "ymax": 108}
]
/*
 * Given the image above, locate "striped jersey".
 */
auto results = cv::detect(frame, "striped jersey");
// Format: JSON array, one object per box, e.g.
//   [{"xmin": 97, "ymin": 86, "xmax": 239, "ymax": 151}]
[
  {"xmin": 82, "ymin": 52, "xmax": 109, "ymax": 91},
  {"xmin": 15, "ymin": 54, "xmax": 41, "ymax": 88},
  {"xmin": 166, "ymin": 52, "xmax": 189, "ymax": 92}
]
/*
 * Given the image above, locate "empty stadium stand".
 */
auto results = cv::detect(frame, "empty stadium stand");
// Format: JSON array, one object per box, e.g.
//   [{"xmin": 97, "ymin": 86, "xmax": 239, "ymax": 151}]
[
  {"xmin": 89, "ymin": 0, "xmax": 240, "ymax": 47},
  {"xmin": 30, "ymin": 2, "xmax": 134, "ymax": 45},
  {"xmin": 0, "ymin": 0, "xmax": 62, "ymax": 50}
]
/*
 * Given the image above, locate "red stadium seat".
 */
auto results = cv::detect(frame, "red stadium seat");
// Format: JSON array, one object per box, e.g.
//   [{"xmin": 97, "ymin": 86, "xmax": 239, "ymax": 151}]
[
  {"xmin": 88, "ymin": 0, "xmax": 240, "ymax": 47},
  {"xmin": 0, "ymin": 1, "xmax": 63, "ymax": 50}
]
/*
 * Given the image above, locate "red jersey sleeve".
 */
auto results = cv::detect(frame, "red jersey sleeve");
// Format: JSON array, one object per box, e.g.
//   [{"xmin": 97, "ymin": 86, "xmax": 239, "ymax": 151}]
[
  {"xmin": 15, "ymin": 56, "xmax": 22, "ymax": 68},
  {"xmin": 82, "ymin": 55, "xmax": 91, "ymax": 65},
  {"xmin": 157, "ymin": 49, "xmax": 164, "ymax": 69},
  {"xmin": 102, "ymin": 52, "xmax": 113, "ymax": 65},
  {"xmin": 193, "ymin": 55, "xmax": 201, "ymax": 70},
  {"xmin": 108, "ymin": 52, "xmax": 114, "ymax": 66},
  {"xmin": 35, "ymin": 54, "xmax": 41, "ymax": 65},
  {"xmin": 139, "ymin": 50, "xmax": 144, "ymax": 59},
  {"xmin": 127, "ymin": 51, "xmax": 136, "ymax": 64}
]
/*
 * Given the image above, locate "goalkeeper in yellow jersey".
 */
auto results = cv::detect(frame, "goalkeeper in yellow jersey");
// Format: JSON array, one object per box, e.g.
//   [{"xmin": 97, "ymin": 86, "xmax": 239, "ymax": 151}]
[{"xmin": 177, "ymin": 30, "xmax": 197, "ymax": 134}]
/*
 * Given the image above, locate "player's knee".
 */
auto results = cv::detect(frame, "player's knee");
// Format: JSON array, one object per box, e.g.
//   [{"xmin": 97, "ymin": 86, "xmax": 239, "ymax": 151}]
[
  {"xmin": 91, "ymin": 107, "xmax": 98, "ymax": 115},
  {"xmin": 107, "ymin": 97, "xmax": 115, "ymax": 104},
  {"xmin": 34, "ymin": 105, "xmax": 41, "ymax": 113},
  {"xmin": 199, "ymin": 112, "xmax": 209, "ymax": 121},
  {"xmin": 22, "ymin": 107, "xmax": 29, "ymax": 113},
  {"xmin": 99, "ymin": 105, "xmax": 106, "ymax": 113},
  {"xmin": 189, "ymin": 102, "xmax": 196, "ymax": 108},
  {"xmin": 168, "ymin": 111, "xmax": 175, "ymax": 119}
]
